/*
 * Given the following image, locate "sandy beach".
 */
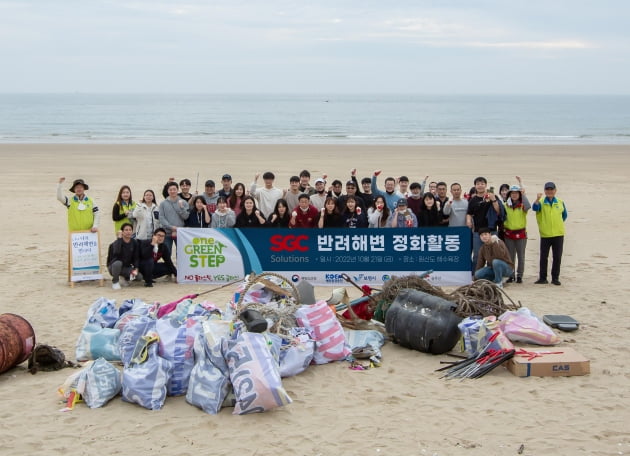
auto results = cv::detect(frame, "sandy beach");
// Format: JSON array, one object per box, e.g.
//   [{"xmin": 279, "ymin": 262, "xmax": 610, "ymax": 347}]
[{"xmin": 1, "ymin": 144, "xmax": 629, "ymax": 456}]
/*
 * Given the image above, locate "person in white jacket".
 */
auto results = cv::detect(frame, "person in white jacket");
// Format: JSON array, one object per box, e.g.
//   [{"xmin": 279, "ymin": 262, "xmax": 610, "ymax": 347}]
[
  {"xmin": 132, "ymin": 189, "xmax": 160, "ymax": 240},
  {"xmin": 250, "ymin": 171, "xmax": 283, "ymax": 218},
  {"xmin": 367, "ymin": 195, "xmax": 390, "ymax": 228}
]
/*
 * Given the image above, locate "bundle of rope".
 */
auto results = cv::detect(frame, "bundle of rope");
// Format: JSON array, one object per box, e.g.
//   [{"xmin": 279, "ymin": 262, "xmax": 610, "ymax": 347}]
[
  {"xmin": 379, "ymin": 276, "xmax": 520, "ymax": 318},
  {"xmin": 236, "ymin": 272, "xmax": 300, "ymax": 337}
]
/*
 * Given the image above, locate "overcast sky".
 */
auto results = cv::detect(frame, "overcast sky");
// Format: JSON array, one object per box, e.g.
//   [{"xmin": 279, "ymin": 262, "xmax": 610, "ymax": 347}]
[{"xmin": 1, "ymin": 0, "xmax": 628, "ymax": 94}]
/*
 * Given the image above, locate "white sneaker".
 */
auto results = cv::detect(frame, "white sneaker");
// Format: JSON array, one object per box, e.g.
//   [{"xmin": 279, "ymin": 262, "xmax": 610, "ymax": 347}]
[
  {"xmin": 112, "ymin": 282, "xmax": 122, "ymax": 290},
  {"xmin": 119, "ymin": 277, "xmax": 129, "ymax": 287},
  {"xmin": 496, "ymin": 282, "xmax": 504, "ymax": 289}
]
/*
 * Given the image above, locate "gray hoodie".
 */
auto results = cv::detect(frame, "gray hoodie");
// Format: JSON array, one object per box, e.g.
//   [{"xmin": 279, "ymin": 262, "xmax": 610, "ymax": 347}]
[{"xmin": 158, "ymin": 198, "xmax": 189, "ymax": 235}]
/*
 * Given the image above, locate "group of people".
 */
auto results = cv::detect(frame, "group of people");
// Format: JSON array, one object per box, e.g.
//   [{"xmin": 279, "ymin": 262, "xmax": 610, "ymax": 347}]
[
  {"xmin": 56, "ymin": 169, "xmax": 567, "ymax": 289},
  {"xmin": 57, "ymin": 177, "xmax": 175, "ymax": 289}
]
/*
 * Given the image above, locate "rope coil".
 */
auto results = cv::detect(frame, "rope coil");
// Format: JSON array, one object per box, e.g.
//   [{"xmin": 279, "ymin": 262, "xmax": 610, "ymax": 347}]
[{"xmin": 379, "ymin": 276, "xmax": 520, "ymax": 318}]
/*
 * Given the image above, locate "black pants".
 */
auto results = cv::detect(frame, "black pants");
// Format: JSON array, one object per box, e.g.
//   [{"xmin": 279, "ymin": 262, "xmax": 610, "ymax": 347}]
[
  {"xmin": 539, "ymin": 236, "xmax": 564, "ymax": 281},
  {"xmin": 139, "ymin": 259, "xmax": 173, "ymax": 284}
]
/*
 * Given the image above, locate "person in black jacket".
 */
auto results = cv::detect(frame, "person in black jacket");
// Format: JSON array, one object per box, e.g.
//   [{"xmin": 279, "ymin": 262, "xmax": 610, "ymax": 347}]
[
  {"xmin": 138, "ymin": 228, "xmax": 177, "ymax": 287},
  {"xmin": 235, "ymin": 196, "xmax": 266, "ymax": 228},
  {"xmin": 267, "ymin": 199, "xmax": 291, "ymax": 227},
  {"xmin": 317, "ymin": 197, "xmax": 343, "ymax": 228},
  {"xmin": 418, "ymin": 193, "xmax": 442, "ymax": 227},
  {"xmin": 186, "ymin": 196, "xmax": 212, "ymax": 228},
  {"xmin": 106, "ymin": 223, "xmax": 140, "ymax": 290}
]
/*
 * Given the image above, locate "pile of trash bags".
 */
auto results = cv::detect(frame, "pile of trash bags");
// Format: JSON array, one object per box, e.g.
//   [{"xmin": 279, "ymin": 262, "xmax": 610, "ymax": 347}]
[{"xmin": 62, "ymin": 276, "xmax": 385, "ymax": 414}]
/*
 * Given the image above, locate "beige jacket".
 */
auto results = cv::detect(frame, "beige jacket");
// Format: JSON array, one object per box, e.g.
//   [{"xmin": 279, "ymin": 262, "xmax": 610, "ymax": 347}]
[{"xmin": 476, "ymin": 235, "xmax": 514, "ymax": 271}]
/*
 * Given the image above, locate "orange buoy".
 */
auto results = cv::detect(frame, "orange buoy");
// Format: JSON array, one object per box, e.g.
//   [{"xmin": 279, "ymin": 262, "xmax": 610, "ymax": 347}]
[{"xmin": 0, "ymin": 313, "xmax": 36, "ymax": 374}]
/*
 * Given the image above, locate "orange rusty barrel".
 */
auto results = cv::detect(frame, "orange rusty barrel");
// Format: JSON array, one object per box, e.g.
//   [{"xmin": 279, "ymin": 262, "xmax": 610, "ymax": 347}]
[{"xmin": 0, "ymin": 313, "xmax": 36, "ymax": 374}]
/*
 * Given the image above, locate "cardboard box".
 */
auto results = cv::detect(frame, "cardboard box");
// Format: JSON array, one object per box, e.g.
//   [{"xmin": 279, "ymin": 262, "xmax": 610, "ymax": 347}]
[{"xmin": 506, "ymin": 347, "xmax": 590, "ymax": 377}]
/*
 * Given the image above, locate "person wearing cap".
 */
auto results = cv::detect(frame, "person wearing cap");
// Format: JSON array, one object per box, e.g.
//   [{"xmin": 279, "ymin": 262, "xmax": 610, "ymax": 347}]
[
  {"xmin": 387, "ymin": 198, "xmax": 418, "ymax": 228},
  {"xmin": 532, "ymin": 181, "xmax": 567, "ymax": 286},
  {"xmin": 201, "ymin": 179, "xmax": 219, "ymax": 212},
  {"xmin": 309, "ymin": 177, "xmax": 328, "ymax": 210},
  {"xmin": 250, "ymin": 171, "xmax": 283, "ymax": 218},
  {"xmin": 283, "ymin": 176, "xmax": 302, "ymax": 212},
  {"xmin": 474, "ymin": 227, "xmax": 514, "ymax": 288},
  {"xmin": 503, "ymin": 177, "xmax": 531, "ymax": 283},
  {"xmin": 336, "ymin": 180, "xmax": 366, "ymax": 213},
  {"xmin": 218, "ymin": 174, "xmax": 233, "ymax": 198},
  {"xmin": 56, "ymin": 177, "xmax": 100, "ymax": 232}
]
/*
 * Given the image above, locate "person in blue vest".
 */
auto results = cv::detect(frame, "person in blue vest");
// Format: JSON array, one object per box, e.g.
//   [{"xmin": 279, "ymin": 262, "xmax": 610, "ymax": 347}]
[{"xmin": 533, "ymin": 182, "xmax": 567, "ymax": 286}]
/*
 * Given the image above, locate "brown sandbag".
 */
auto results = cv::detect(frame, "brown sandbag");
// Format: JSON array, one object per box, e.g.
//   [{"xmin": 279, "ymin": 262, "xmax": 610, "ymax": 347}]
[{"xmin": 0, "ymin": 313, "xmax": 36, "ymax": 374}]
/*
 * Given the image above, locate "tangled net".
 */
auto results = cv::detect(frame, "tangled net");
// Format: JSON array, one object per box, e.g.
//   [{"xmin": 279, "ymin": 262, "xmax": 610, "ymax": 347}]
[
  {"xmin": 236, "ymin": 272, "xmax": 300, "ymax": 338},
  {"xmin": 380, "ymin": 275, "xmax": 521, "ymax": 318}
]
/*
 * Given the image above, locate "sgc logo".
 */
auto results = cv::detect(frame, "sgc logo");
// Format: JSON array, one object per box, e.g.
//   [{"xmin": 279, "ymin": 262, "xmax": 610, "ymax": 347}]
[{"xmin": 270, "ymin": 234, "xmax": 309, "ymax": 252}]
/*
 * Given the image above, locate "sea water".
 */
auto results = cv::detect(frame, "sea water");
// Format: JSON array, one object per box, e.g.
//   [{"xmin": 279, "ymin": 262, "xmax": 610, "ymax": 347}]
[{"xmin": 1, "ymin": 93, "xmax": 629, "ymax": 144}]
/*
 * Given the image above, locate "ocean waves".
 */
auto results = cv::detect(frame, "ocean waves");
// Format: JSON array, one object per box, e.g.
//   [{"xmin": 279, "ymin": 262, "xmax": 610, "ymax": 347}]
[{"xmin": 1, "ymin": 94, "xmax": 629, "ymax": 144}]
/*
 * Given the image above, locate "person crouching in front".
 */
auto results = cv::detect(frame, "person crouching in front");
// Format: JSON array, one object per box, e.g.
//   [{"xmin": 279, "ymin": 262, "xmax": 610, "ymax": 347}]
[
  {"xmin": 138, "ymin": 228, "xmax": 177, "ymax": 287},
  {"xmin": 474, "ymin": 227, "xmax": 514, "ymax": 288}
]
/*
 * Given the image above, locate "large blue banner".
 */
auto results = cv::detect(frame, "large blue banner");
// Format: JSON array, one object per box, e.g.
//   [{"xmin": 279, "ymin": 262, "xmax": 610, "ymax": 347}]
[{"xmin": 177, "ymin": 227, "xmax": 471, "ymax": 286}]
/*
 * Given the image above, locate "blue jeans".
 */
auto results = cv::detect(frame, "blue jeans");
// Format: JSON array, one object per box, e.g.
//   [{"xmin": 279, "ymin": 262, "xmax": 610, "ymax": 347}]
[
  {"xmin": 471, "ymin": 230, "xmax": 497, "ymax": 273},
  {"xmin": 163, "ymin": 233, "xmax": 177, "ymax": 257},
  {"xmin": 475, "ymin": 259, "xmax": 513, "ymax": 284}
]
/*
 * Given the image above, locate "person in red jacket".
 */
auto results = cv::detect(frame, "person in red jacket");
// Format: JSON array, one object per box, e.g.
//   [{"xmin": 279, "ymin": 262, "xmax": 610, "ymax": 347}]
[{"xmin": 290, "ymin": 194, "xmax": 319, "ymax": 228}]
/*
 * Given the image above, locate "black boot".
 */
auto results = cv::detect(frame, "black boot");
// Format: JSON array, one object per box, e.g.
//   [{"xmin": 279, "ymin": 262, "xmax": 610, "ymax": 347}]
[{"xmin": 239, "ymin": 309, "xmax": 268, "ymax": 333}]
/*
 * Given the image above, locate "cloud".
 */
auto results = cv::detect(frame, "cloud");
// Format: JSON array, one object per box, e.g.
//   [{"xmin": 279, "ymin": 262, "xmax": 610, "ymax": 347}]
[
  {"xmin": 311, "ymin": 15, "xmax": 597, "ymax": 52},
  {"xmin": 466, "ymin": 40, "xmax": 595, "ymax": 49}
]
